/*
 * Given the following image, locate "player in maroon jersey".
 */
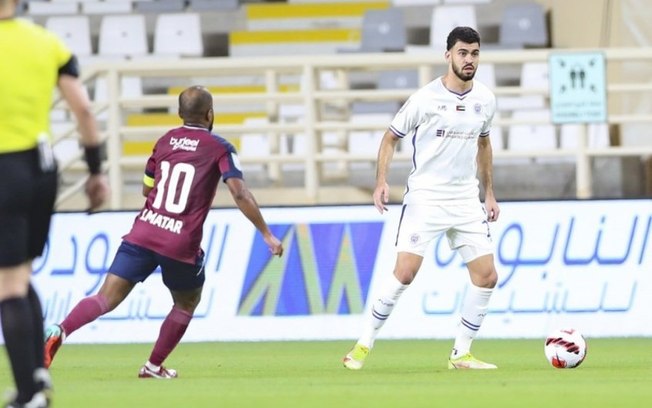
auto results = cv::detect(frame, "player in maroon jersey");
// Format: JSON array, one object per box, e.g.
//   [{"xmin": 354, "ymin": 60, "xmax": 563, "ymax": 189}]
[{"xmin": 43, "ymin": 86, "xmax": 284, "ymax": 378}]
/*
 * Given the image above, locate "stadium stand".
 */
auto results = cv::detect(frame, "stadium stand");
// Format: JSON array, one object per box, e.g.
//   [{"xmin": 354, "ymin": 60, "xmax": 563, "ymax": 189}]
[
  {"xmin": 134, "ymin": 0, "xmax": 186, "ymax": 13},
  {"xmin": 404, "ymin": 4, "xmax": 477, "ymax": 54},
  {"xmin": 339, "ymin": 8, "xmax": 407, "ymax": 53},
  {"xmin": 229, "ymin": 1, "xmax": 390, "ymax": 56},
  {"xmin": 229, "ymin": 28, "xmax": 362, "ymax": 57},
  {"xmin": 98, "ymin": 14, "xmax": 148, "ymax": 57},
  {"xmin": 507, "ymin": 109, "xmax": 557, "ymax": 164},
  {"xmin": 188, "ymin": 0, "xmax": 239, "ymax": 12},
  {"xmin": 27, "ymin": 0, "xmax": 78, "ymax": 16},
  {"xmin": 429, "ymin": 5, "xmax": 477, "ymax": 53},
  {"xmin": 498, "ymin": 2, "xmax": 548, "ymax": 48},
  {"xmin": 497, "ymin": 62, "xmax": 548, "ymax": 111},
  {"xmin": 17, "ymin": 0, "xmax": 651, "ymax": 208},
  {"xmin": 244, "ymin": 1, "xmax": 388, "ymax": 31},
  {"xmin": 391, "ymin": 0, "xmax": 440, "ymax": 5},
  {"xmin": 82, "ymin": 1, "xmax": 133, "ymax": 15},
  {"xmin": 45, "ymin": 15, "xmax": 92, "ymax": 57},
  {"xmin": 153, "ymin": 13, "xmax": 204, "ymax": 57}
]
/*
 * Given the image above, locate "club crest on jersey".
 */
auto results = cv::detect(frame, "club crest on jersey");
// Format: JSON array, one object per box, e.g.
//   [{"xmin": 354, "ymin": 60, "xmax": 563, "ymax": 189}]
[
  {"xmin": 170, "ymin": 136, "xmax": 199, "ymax": 152},
  {"xmin": 474, "ymin": 103, "xmax": 482, "ymax": 114}
]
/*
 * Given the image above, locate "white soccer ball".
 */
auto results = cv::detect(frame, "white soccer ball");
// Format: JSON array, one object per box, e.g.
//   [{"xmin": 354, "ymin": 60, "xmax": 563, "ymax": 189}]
[{"xmin": 544, "ymin": 328, "xmax": 587, "ymax": 368}]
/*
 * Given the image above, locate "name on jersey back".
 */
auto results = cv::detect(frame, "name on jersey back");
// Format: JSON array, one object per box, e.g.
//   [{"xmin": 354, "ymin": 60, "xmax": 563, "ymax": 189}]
[{"xmin": 139, "ymin": 208, "xmax": 183, "ymax": 234}]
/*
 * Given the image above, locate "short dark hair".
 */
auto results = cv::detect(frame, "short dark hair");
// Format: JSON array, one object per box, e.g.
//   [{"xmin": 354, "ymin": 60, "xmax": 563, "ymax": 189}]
[
  {"xmin": 446, "ymin": 26, "xmax": 481, "ymax": 51},
  {"xmin": 178, "ymin": 86, "xmax": 212, "ymax": 121}
]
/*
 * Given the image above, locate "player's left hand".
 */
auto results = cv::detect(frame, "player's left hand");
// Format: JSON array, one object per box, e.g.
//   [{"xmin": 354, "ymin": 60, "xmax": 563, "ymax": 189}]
[
  {"xmin": 85, "ymin": 174, "xmax": 110, "ymax": 212},
  {"xmin": 484, "ymin": 194, "xmax": 500, "ymax": 222},
  {"xmin": 264, "ymin": 233, "xmax": 284, "ymax": 257}
]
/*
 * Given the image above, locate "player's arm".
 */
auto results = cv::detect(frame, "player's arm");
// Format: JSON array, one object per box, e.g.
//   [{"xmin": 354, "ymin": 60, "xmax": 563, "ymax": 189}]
[
  {"xmin": 142, "ymin": 164, "xmax": 155, "ymax": 197},
  {"xmin": 373, "ymin": 129, "xmax": 400, "ymax": 214},
  {"xmin": 477, "ymin": 135, "xmax": 499, "ymax": 222},
  {"xmin": 57, "ymin": 56, "xmax": 110, "ymax": 211},
  {"xmin": 225, "ymin": 177, "xmax": 283, "ymax": 257}
]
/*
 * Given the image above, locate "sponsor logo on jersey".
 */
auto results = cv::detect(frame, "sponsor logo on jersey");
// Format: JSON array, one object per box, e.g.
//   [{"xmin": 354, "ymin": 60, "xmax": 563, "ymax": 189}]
[
  {"xmin": 170, "ymin": 137, "xmax": 200, "ymax": 152},
  {"xmin": 441, "ymin": 130, "xmax": 476, "ymax": 140}
]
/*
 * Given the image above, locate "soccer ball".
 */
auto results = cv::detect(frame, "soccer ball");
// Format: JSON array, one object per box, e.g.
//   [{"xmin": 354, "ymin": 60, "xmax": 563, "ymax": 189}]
[{"xmin": 544, "ymin": 328, "xmax": 587, "ymax": 368}]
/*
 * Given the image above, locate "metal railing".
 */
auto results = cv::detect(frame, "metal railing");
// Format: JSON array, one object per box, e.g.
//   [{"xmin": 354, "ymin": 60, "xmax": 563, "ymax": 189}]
[{"xmin": 53, "ymin": 48, "xmax": 652, "ymax": 209}]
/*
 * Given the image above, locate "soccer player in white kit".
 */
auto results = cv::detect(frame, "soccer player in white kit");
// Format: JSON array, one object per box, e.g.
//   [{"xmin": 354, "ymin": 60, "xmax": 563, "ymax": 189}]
[{"xmin": 343, "ymin": 26, "xmax": 500, "ymax": 370}]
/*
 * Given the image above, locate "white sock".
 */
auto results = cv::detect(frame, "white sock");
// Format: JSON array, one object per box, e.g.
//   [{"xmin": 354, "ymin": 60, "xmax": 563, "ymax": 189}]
[
  {"xmin": 145, "ymin": 361, "xmax": 160, "ymax": 371},
  {"xmin": 357, "ymin": 274, "xmax": 408, "ymax": 349},
  {"xmin": 451, "ymin": 284, "xmax": 493, "ymax": 358}
]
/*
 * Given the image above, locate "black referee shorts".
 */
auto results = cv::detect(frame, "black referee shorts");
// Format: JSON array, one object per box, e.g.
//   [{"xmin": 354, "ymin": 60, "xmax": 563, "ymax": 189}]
[{"xmin": 0, "ymin": 148, "xmax": 58, "ymax": 267}]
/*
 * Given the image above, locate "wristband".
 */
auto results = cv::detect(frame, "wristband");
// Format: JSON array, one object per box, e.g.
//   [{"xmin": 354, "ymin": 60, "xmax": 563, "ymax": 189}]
[{"xmin": 84, "ymin": 145, "xmax": 102, "ymax": 175}]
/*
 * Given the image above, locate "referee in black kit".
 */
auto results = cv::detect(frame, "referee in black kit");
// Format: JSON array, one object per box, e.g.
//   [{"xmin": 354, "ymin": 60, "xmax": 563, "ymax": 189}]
[{"xmin": 0, "ymin": 0, "xmax": 110, "ymax": 406}]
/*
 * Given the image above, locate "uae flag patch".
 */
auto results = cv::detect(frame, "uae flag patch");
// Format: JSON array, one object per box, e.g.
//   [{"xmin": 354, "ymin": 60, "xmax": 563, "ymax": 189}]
[{"xmin": 456, "ymin": 105, "xmax": 466, "ymax": 111}]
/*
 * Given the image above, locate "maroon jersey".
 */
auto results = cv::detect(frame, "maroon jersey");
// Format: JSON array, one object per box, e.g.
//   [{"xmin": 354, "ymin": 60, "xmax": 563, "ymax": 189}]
[{"xmin": 123, "ymin": 125, "xmax": 242, "ymax": 264}]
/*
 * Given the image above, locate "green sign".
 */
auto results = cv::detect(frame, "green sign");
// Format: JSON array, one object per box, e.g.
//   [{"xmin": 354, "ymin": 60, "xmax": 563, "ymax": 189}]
[{"xmin": 549, "ymin": 52, "xmax": 607, "ymax": 124}]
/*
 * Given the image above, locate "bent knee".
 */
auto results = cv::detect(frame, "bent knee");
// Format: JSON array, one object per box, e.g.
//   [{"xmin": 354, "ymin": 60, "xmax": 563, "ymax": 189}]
[
  {"xmin": 172, "ymin": 290, "xmax": 202, "ymax": 312},
  {"xmin": 467, "ymin": 255, "xmax": 498, "ymax": 288}
]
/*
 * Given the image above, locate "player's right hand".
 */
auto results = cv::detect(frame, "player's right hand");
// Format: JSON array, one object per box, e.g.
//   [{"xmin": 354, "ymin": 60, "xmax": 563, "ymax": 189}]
[
  {"xmin": 264, "ymin": 234, "xmax": 284, "ymax": 257},
  {"xmin": 373, "ymin": 182, "xmax": 390, "ymax": 214}
]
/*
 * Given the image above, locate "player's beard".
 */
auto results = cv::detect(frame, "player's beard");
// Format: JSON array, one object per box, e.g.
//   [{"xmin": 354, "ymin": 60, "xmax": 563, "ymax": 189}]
[{"xmin": 452, "ymin": 61, "xmax": 476, "ymax": 82}]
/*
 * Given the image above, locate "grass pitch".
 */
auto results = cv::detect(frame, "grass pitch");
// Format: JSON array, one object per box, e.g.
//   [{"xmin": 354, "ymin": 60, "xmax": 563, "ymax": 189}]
[{"xmin": 1, "ymin": 338, "xmax": 651, "ymax": 407}]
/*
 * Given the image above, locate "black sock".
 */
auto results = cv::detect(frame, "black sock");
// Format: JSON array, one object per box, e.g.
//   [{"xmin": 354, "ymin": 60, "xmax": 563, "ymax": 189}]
[
  {"xmin": 1, "ymin": 296, "xmax": 38, "ymax": 403},
  {"xmin": 27, "ymin": 284, "xmax": 45, "ymax": 369}
]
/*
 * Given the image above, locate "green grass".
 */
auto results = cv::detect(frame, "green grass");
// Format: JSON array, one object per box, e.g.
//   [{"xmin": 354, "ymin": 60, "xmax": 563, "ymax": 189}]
[{"xmin": 2, "ymin": 339, "xmax": 651, "ymax": 407}]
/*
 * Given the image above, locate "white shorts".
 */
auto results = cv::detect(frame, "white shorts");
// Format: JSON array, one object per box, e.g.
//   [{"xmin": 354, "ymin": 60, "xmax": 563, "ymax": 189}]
[{"xmin": 394, "ymin": 202, "xmax": 493, "ymax": 263}]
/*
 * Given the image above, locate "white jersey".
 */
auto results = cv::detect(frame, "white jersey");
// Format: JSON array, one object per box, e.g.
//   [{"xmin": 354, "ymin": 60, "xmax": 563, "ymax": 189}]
[{"xmin": 389, "ymin": 77, "xmax": 496, "ymax": 204}]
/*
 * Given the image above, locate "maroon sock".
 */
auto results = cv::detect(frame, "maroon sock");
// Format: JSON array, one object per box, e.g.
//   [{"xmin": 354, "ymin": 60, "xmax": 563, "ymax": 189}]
[
  {"xmin": 61, "ymin": 294, "xmax": 110, "ymax": 336},
  {"xmin": 148, "ymin": 307, "xmax": 193, "ymax": 366}
]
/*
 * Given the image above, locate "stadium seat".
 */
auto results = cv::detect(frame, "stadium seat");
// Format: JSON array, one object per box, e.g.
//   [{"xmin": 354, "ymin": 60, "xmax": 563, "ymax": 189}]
[
  {"xmin": 81, "ymin": 1, "xmax": 132, "ymax": 15},
  {"xmin": 378, "ymin": 69, "xmax": 419, "ymax": 90},
  {"xmin": 93, "ymin": 74, "xmax": 143, "ymax": 122},
  {"xmin": 357, "ymin": 8, "xmax": 407, "ymax": 52},
  {"xmin": 498, "ymin": 62, "xmax": 548, "ymax": 112},
  {"xmin": 507, "ymin": 109, "xmax": 557, "ymax": 163},
  {"xmin": 443, "ymin": 0, "xmax": 491, "ymax": 4},
  {"xmin": 98, "ymin": 14, "xmax": 148, "ymax": 58},
  {"xmin": 189, "ymin": 0, "xmax": 238, "ymax": 11},
  {"xmin": 229, "ymin": 28, "xmax": 362, "ymax": 57},
  {"xmin": 134, "ymin": 0, "xmax": 185, "ymax": 13},
  {"xmin": 27, "ymin": 1, "xmax": 78, "ymax": 16},
  {"xmin": 245, "ymin": 1, "xmax": 388, "ymax": 31},
  {"xmin": 16, "ymin": 0, "xmax": 28, "ymax": 15},
  {"xmin": 45, "ymin": 16, "xmax": 92, "ymax": 57},
  {"xmin": 239, "ymin": 117, "xmax": 272, "ymax": 173},
  {"xmin": 153, "ymin": 13, "xmax": 204, "ymax": 57},
  {"xmin": 429, "ymin": 5, "xmax": 478, "ymax": 54},
  {"xmin": 474, "ymin": 63, "xmax": 496, "ymax": 88},
  {"xmin": 560, "ymin": 124, "xmax": 610, "ymax": 150},
  {"xmin": 349, "ymin": 69, "xmax": 417, "ymax": 116},
  {"xmin": 490, "ymin": 112, "xmax": 505, "ymax": 153},
  {"xmin": 391, "ymin": 0, "xmax": 440, "ymax": 5},
  {"xmin": 498, "ymin": 2, "xmax": 549, "ymax": 48},
  {"xmin": 347, "ymin": 69, "xmax": 418, "ymax": 169}
]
